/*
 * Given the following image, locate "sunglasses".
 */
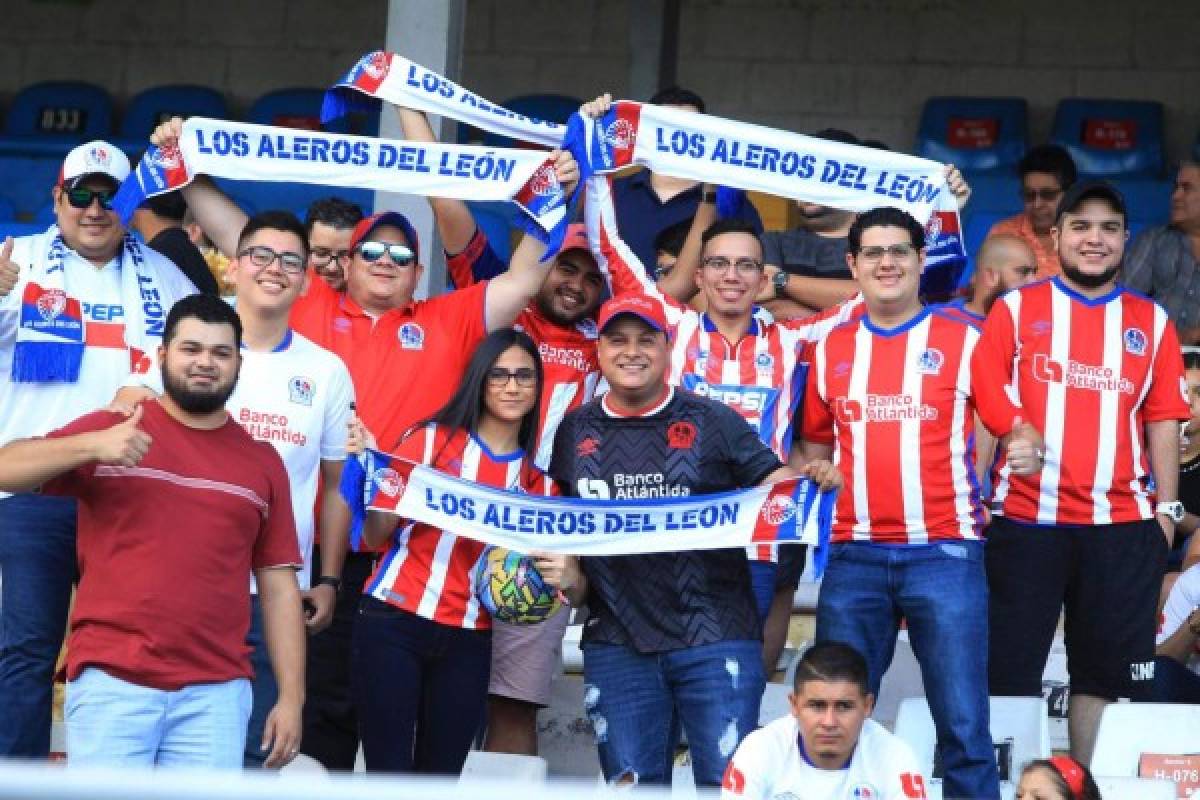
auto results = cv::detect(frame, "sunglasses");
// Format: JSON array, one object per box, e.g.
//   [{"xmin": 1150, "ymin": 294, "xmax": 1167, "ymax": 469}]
[
  {"xmin": 64, "ymin": 187, "xmax": 116, "ymax": 210},
  {"xmin": 356, "ymin": 241, "xmax": 415, "ymax": 267}
]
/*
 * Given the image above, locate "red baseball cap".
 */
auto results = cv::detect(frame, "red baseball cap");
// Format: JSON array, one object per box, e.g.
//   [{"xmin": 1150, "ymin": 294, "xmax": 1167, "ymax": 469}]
[
  {"xmin": 560, "ymin": 223, "xmax": 590, "ymax": 256},
  {"xmin": 348, "ymin": 211, "xmax": 420, "ymax": 262},
  {"xmin": 596, "ymin": 293, "xmax": 668, "ymax": 335}
]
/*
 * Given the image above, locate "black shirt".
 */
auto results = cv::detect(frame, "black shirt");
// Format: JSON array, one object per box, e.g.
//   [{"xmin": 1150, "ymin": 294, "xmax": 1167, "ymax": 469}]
[
  {"xmin": 147, "ymin": 227, "xmax": 219, "ymax": 295},
  {"xmin": 761, "ymin": 227, "xmax": 852, "ymax": 280},
  {"xmin": 549, "ymin": 388, "xmax": 781, "ymax": 653}
]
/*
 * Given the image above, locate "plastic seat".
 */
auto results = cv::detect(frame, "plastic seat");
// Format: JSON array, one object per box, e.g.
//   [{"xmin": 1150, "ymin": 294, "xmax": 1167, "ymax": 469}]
[
  {"xmin": 1051, "ymin": 99, "xmax": 1165, "ymax": 178},
  {"xmin": 1090, "ymin": 702, "xmax": 1200, "ymax": 776},
  {"xmin": 916, "ymin": 97, "xmax": 1028, "ymax": 175},
  {"xmin": 116, "ymin": 85, "xmax": 228, "ymax": 154},
  {"xmin": 0, "ymin": 195, "xmax": 16, "ymax": 221},
  {"xmin": 1095, "ymin": 775, "xmax": 1176, "ymax": 800},
  {"xmin": 0, "ymin": 81, "xmax": 113, "ymax": 146},
  {"xmin": 248, "ymin": 88, "xmax": 377, "ymax": 136}
]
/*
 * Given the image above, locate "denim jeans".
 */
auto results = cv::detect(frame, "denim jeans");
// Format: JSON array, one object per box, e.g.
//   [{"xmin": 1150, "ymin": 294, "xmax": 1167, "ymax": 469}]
[
  {"xmin": 351, "ymin": 597, "xmax": 491, "ymax": 774},
  {"xmin": 243, "ymin": 594, "xmax": 277, "ymax": 768},
  {"xmin": 816, "ymin": 541, "xmax": 999, "ymax": 800},
  {"xmin": 66, "ymin": 667, "xmax": 251, "ymax": 767},
  {"xmin": 0, "ymin": 493, "xmax": 78, "ymax": 758},
  {"xmin": 747, "ymin": 560, "xmax": 777, "ymax": 623},
  {"xmin": 1152, "ymin": 655, "xmax": 1200, "ymax": 704},
  {"xmin": 581, "ymin": 639, "xmax": 765, "ymax": 788}
]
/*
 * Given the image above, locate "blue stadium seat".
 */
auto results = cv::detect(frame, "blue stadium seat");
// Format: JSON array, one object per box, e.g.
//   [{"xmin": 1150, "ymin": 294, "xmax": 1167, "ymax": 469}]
[
  {"xmin": 916, "ymin": 97, "xmax": 1028, "ymax": 174},
  {"xmin": 248, "ymin": 88, "xmax": 378, "ymax": 136},
  {"xmin": 459, "ymin": 94, "xmax": 581, "ymax": 149},
  {"xmin": 212, "ymin": 177, "xmax": 372, "ymax": 223},
  {"xmin": 0, "ymin": 157, "xmax": 61, "ymax": 219},
  {"xmin": 0, "ymin": 81, "xmax": 114, "ymax": 153},
  {"xmin": 1051, "ymin": 99, "xmax": 1164, "ymax": 178},
  {"xmin": 0, "ymin": 221, "xmax": 45, "ymax": 240},
  {"xmin": 116, "ymin": 85, "xmax": 229, "ymax": 155},
  {"xmin": 1112, "ymin": 178, "xmax": 1172, "ymax": 231},
  {"xmin": 0, "ymin": 195, "xmax": 16, "ymax": 222},
  {"xmin": 962, "ymin": 174, "xmax": 1022, "ymax": 217}
]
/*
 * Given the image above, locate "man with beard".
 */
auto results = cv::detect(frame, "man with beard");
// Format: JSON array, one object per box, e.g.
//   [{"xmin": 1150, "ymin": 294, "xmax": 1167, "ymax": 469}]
[
  {"xmin": 939, "ymin": 234, "xmax": 1039, "ymax": 325},
  {"xmin": 972, "ymin": 181, "xmax": 1192, "ymax": 764},
  {"xmin": 0, "ymin": 294, "xmax": 305, "ymax": 769}
]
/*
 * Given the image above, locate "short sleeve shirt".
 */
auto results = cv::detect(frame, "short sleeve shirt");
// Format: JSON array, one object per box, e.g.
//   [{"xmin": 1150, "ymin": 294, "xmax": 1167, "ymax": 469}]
[
  {"xmin": 761, "ymin": 228, "xmax": 852, "ymax": 280},
  {"xmin": 1123, "ymin": 225, "xmax": 1200, "ymax": 331}
]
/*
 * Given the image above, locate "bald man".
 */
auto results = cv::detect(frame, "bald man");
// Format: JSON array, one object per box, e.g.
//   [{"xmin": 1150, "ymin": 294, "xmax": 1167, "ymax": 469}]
[{"xmin": 942, "ymin": 234, "xmax": 1039, "ymax": 325}]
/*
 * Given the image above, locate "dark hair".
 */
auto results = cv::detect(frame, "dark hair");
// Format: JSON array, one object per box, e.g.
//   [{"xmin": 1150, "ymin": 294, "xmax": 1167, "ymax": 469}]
[
  {"xmin": 163, "ymin": 293, "xmax": 242, "ymax": 349},
  {"xmin": 847, "ymin": 207, "xmax": 925, "ymax": 253},
  {"xmin": 813, "ymin": 128, "xmax": 860, "ymax": 146},
  {"xmin": 1021, "ymin": 758, "xmax": 1101, "ymax": 800},
  {"xmin": 793, "ymin": 642, "xmax": 870, "ymax": 696},
  {"xmin": 419, "ymin": 329, "xmax": 543, "ymax": 457},
  {"xmin": 1018, "ymin": 145, "xmax": 1077, "ymax": 190},
  {"xmin": 649, "ymin": 86, "xmax": 705, "ymax": 113},
  {"xmin": 237, "ymin": 210, "xmax": 309, "ymax": 257},
  {"xmin": 653, "ymin": 219, "xmax": 691, "ymax": 258},
  {"xmin": 701, "ymin": 218, "xmax": 762, "ymax": 249},
  {"xmin": 1183, "ymin": 349, "xmax": 1200, "ymax": 371},
  {"xmin": 141, "ymin": 190, "xmax": 187, "ymax": 222},
  {"xmin": 304, "ymin": 196, "xmax": 364, "ymax": 238},
  {"xmin": 861, "ymin": 138, "xmax": 890, "ymax": 151}
]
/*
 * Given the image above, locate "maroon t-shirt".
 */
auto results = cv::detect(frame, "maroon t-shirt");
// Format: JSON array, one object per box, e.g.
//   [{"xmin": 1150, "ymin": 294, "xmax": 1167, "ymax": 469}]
[{"xmin": 45, "ymin": 400, "xmax": 301, "ymax": 690}]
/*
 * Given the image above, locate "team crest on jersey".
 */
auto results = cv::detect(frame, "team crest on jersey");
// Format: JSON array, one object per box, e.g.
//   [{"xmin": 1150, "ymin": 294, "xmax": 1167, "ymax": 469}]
[
  {"xmin": 372, "ymin": 467, "xmax": 404, "ymax": 498},
  {"xmin": 36, "ymin": 289, "xmax": 67, "ymax": 320},
  {"xmin": 577, "ymin": 317, "xmax": 598, "ymax": 338},
  {"xmin": 1123, "ymin": 327, "xmax": 1147, "ymax": 356},
  {"xmin": 916, "ymin": 347, "xmax": 944, "ymax": 376},
  {"xmin": 761, "ymin": 493, "xmax": 797, "ymax": 526},
  {"xmin": 1030, "ymin": 319, "xmax": 1053, "ymax": 336},
  {"xmin": 667, "ymin": 421, "xmax": 697, "ymax": 449},
  {"xmin": 288, "ymin": 376, "xmax": 314, "ymax": 406},
  {"xmin": 398, "ymin": 322, "xmax": 425, "ymax": 350},
  {"xmin": 833, "ymin": 360, "xmax": 852, "ymax": 379},
  {"xmin": 851, "ymin": 785, "xmax": 879, "ymax": 799},
  {"xmin": 576, "ymin": 436, "xmax": 599, "ymax": 457},
  {"xmin": 755, "ymin": 352, "xmax": 774, "ymax": 373},
  {"xmin": 695, "ymin": 349, "xmax": 709, "ymax": 371}
]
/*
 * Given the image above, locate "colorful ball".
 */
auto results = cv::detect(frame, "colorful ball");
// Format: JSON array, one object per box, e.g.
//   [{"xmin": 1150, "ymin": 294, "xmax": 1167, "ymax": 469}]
[{"xmin": 474, "ymin": 546, "xmax": 561, "ymax": 625}]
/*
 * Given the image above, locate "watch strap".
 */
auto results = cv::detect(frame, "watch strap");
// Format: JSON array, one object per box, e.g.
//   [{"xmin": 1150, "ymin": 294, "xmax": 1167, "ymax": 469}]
[{"xmin": 314, "ymin": 575, "xmax": 342, "ymax": 592}]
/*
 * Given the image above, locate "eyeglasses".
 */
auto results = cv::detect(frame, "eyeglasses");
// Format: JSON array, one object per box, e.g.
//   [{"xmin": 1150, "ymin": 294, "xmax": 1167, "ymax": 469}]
[
  {"xmin": 309, "ymin": 248, "xmax": 351, "ymax": 267},
  {"xmin": 856, "ymin": 243, "xmax": 917, "ymax": 263},
  {"xmin": 1022, "ymin": 188, "xmax": 1063, "ymax": 203},
  {"xmin": 238, "ymin": 245, "xmax": 306, "ymax": 275},
  {"xmin": 356, "ymin": 241, "xmax": 415, "ymax": 267},
  {"xmin": 701, "ymin": 257, "xmax": 764, "ymax": 275},
  {"xmin": 486, "ymin": 367, "xmax": 537, "ymax": 388},
  {"xmin": 64, "ymin": 187, "xmax": 116, "ymax": 210}
]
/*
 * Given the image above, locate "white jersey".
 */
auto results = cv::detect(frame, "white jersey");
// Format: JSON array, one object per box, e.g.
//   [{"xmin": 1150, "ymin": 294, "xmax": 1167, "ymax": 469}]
[
  {"xmin": 1158, "ymin": 563, "xmax": 1200, "ymax": 676},
  {"xmin": 0, "ymin": 229, "xmax": 195, "ymax": 451},
  {"xmin": 722, "ymin": 716, "xmax": 928, "ymax": 800}
]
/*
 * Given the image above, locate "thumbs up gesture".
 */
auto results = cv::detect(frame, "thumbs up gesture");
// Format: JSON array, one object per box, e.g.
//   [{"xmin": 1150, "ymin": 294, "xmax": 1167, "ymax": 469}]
[
  {"xmin": 1005, "ymin": 415, "xmax": 1045, "ymax": 477},
  {"xmin": 0, "ymin": 237, "xmax": 19, "ymax": 298},
  {"xmin": 88, "ymin": 404, "xmax": 153, "ymax": 467}
]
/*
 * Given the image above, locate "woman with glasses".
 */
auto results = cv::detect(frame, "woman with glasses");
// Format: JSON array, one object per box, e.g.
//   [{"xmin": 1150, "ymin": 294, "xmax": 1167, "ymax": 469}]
[{"xmin": 349, "ymin": 328, "xmax": 555, "ymax": 774}]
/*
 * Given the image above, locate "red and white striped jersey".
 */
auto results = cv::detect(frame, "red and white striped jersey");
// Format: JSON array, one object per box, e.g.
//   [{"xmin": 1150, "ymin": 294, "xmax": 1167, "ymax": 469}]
[
  {"xmin": 972, "ymin": 277, "xmax": 1190, "ymax": 526},
  {"xmin": 364, "ymin": 424, "xmax": 555, "ymax": 630},
  {"xmin": 802, "ymin": 308, "xmax": 985, "ymax": 543}
]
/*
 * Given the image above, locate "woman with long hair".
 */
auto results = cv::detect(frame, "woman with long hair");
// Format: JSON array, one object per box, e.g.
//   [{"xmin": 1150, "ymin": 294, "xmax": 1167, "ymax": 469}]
[{"xmin": 350, "ymin": 328, "xmax": 552, "ymax": 774}]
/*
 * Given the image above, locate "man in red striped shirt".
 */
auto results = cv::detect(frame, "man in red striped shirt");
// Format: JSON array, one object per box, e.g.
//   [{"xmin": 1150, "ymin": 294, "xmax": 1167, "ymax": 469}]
[
  {"xmin": 972, "ymin": 181, "xmax": 1191, "ymax": 763},
  {"xmin": 800, "ymin": 207, "xmax": 1016, "ymax": 800}
]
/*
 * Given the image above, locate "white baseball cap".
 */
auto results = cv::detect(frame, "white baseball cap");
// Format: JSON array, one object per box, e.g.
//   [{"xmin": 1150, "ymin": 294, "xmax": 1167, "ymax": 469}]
[{"xmin": 59, "ymin": 140, "xmax": 131, "ymax": 188}]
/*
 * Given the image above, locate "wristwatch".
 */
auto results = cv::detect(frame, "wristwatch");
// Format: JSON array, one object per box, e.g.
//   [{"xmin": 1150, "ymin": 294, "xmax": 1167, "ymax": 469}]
[
  {"xmin": 701, "ymin": 190, "xmax": 718, "ymax": 204},
  {"xmin": 772, "ymin": 269, "xmax": 789, "ymax": 299},
  {"xmin": 1156, "ymin": 501, "xmax": 1185, "ymax": 523},
  {"xmin": 313, "ymin": 575, "xmax": 342, "ymax": 593}
]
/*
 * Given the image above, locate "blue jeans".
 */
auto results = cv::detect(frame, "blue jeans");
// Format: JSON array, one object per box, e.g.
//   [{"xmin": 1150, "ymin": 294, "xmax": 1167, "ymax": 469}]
[
  {"xmin": 243, "ymin": 594, "xmax": 277, "ymax": 768},
  {"xmin": 66, "ymin": 666, "xmax": 250, "ymax": 767},
  {"xmin": 351, "ymin": 597, "xmax": 491, "ymax": 774},
  {"xmin": 0, "ymin": 493, "xmax": 78, "ymax": 758},
  {"xmin": 747, "ymin": 560, "xmax": 777, "ymax": 622},
  {"xmin": 582, "ymin": 639, "xmax": 765, "ymax": 788},
  {"xmin": 816, "ymin": 541, "xmax": 999, "ymax": 800}
]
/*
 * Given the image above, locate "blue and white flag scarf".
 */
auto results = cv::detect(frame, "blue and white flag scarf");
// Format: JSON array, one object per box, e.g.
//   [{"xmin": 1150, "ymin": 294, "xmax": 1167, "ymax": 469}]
[
  {"xmin": 14, "ymin": 227, "xmax": 162, "ymax": 383},
  {"xmin": 341, "ymin": 448, "xmax": 836, "ymax": 558},
  {"xmin": 112, "ymin": 117, "xmax": 570, "ymax": 249},
  {"xmin": 324, "ymin": 51, "xmax": 966, "ymax": 290}
]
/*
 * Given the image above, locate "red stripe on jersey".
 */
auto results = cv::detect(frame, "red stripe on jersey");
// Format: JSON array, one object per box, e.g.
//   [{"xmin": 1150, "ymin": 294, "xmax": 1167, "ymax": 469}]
[
  {"xmin": 85, "ymin": 321, "xmax": 126, "ymax": 349},
  {"xmin": 365, "ymin": 425, "xmax": 555, "ymax": 629}
]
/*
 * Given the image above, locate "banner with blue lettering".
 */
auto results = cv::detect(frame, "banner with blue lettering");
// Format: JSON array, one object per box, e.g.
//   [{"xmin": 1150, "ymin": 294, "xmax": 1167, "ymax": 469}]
[
  {"xmin": 342, "ymin": 449, "xmax": 835, "ymax": 557},
  {"xmin": 112, "ymin": 117, "xmax": 569, "ymax": 247}
]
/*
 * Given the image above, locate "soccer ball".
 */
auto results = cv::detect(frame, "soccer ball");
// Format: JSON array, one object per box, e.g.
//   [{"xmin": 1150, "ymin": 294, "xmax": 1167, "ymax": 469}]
[{"xmin": 474, "ymin": 546, "xmax": 562, "ymax": 625}]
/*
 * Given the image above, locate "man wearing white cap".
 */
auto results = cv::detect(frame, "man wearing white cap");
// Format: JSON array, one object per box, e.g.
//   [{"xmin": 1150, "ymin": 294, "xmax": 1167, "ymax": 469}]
[{"xmin": 0, "ymin": 140, "xmax": 196, "ymax": 758}]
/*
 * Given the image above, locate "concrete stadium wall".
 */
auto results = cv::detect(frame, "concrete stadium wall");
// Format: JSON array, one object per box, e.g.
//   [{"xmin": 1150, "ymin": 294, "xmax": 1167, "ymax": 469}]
[{"xmin": 2, "ymin": 0, "xmax": 1197, "ymax": 163}]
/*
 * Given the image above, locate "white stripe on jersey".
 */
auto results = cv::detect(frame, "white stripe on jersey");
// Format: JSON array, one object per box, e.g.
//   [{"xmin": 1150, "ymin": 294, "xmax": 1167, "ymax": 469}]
[
  {"xmin": 1127, "ymin": 309, "xmax": 1169, "ymax": 518},
  {"xmin": 1036, "ymin": 288, "xmax": 1071, "ymax": 524},
  {"xmin": 1090, "ymin": 300, "xmax": 1124, "ymax": 524},
  {"xmin": 416, "ymin": 438, "xmax": 482, "ymax": 619},
  {"xmin": 951, "ymin": 326, "xmax": 978, "ymax": 538},
  {"xmin": 848, "ymin": 325, "xmax": 873, "ymax": 541},
  {"xmin": 899, "ymin": 319, "xmax": 929, "ymax": 544},
  {"xmin": 537, "ymin": 379, "xmax": 583, "ymax": 469}
]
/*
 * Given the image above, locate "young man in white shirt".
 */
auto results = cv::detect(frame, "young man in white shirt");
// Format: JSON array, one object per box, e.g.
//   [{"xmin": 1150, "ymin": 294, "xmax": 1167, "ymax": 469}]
[{"xmin": 722, "ymin": 642, "xmax": 928, "ymax": 800}]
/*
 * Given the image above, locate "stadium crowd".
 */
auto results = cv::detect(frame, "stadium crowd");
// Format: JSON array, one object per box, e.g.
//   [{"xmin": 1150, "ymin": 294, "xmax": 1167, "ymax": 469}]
[{"xmin": 0, "ymin": 74, "xmax": 1197, "ymax": 800}]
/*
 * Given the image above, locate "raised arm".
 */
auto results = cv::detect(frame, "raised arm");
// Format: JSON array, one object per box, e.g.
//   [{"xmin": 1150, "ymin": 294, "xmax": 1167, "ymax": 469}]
[
  {"xmin": 393, "ymin": 106, "xmax": 479, "ymax": 256},
  {"xmin": 0, "ymin": 407, "xmax": 150, "ymax": 493}
]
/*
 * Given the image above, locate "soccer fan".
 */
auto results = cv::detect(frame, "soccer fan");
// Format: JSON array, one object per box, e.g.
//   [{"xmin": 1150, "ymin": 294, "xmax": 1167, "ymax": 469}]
[
  {"xmin": 938, "ymin": 234, "xmax": 1039, "ymax": 325},
  {"xmin": 304, "ymin": 196, "xmax": 364, "ymax": 293},
  {"xmin": 1164, "ymin": 349, "xmax": 1200, "ymax": 581},
  {"xmin": 611, "ymin": 86, "xmax": 763, "ymax": 271},
  {"xmin": 1124, "ymin": 161, "xmax": 1200, "ymax": 342},
  {"xmin": 799, "ymin": 206, "xmax": 1016, "ymax": 799},
  {"xmin": 972, "ymin": 181, "xmax": 1191, "ymax": 763},
  {"xmin": 0, "ymin": 140, "xmax": 196, "ymax": 759},
  {"xmin": 541, "ymin": 294, "xmax": 840, "ymax": 789},
  {"xmin": 1016, "ymin": 757, "xmax": 1102, "ymax": 800},
  {"xmin": 985, "ymin": 144, "xmax": 1078, "ymax": 278},
  {"xmin": 719, "ymin": 642, "xmax": 927, "ymax": 800},
  {"xmin": 1154, "ymin": 561, "xmax": 1200, "ymax": 703},
  {"xmin": 353, "ymin": 329, "xmax": 555, "ymax": 774},
  {"xmin": 0, "ymin": 295, "xmax": 304, "ymax": 769},
  {"xmin": 130, "ymin": 189, "xmax": 220, "ymax": 295}
]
